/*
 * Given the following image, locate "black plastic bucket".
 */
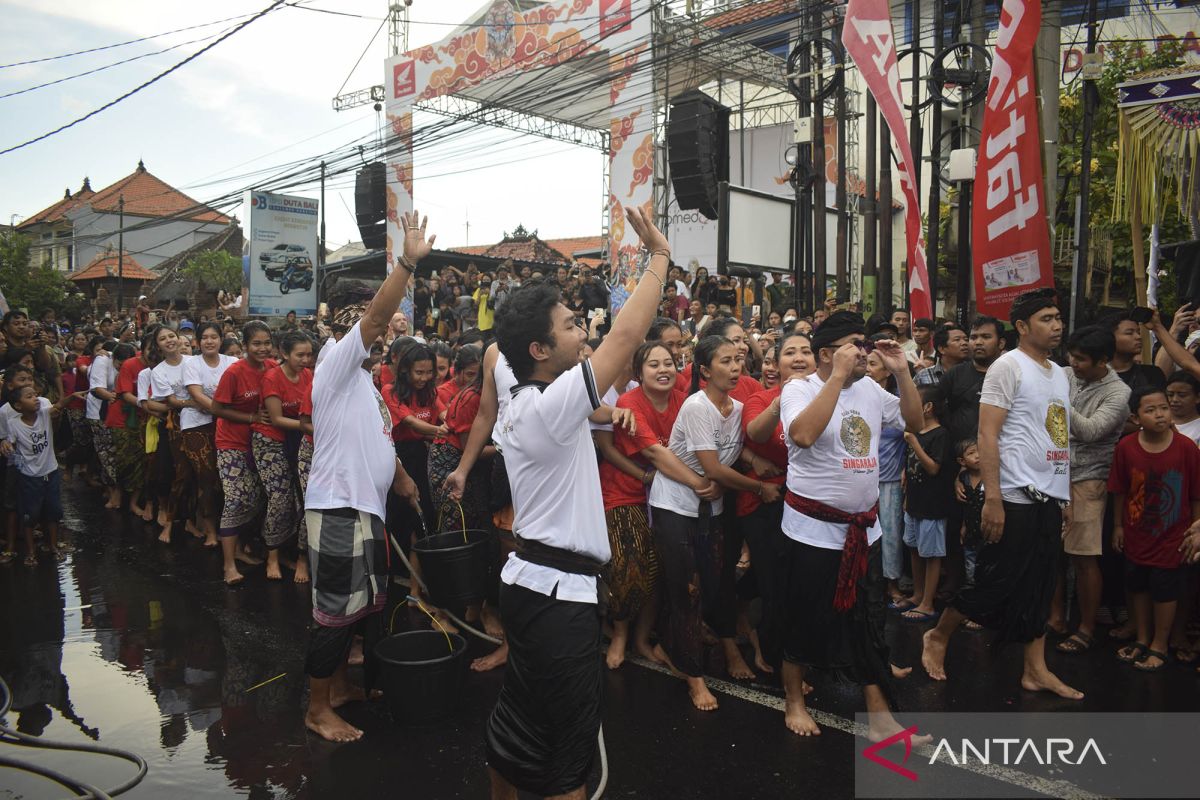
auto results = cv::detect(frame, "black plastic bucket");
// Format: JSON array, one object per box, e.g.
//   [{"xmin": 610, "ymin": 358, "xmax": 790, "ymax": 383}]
[
  {"xmin": 412, "ymin": 529, "xmax": 490, "ymax": 610},
  {"xmin": 375, "ymin": 630, "xmax": 468, "ymax": 724}
]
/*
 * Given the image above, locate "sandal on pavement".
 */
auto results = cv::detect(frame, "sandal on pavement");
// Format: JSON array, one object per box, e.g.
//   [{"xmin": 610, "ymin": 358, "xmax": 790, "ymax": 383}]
[
  {"xmin": 1056, "ymin": 631, "xmax": 1094, "ymax": 654},
  {"xmin": 23, "ymin": 554, "xmax": 37, "ymax": 567},
  {"xmin": 901, "ymin": 608, "xmax": 940, "ymax": 622},
  {"xmin": 1134, "ymin": 649, "xmax": 1168, "ymax": 672},
  {"xmin": 888, "ymin": 598, "xmax": 916, "ymax": 612},
  {"xmin": 1117, "ymin": 643, "xmax": 1148, "ymax": 663}
]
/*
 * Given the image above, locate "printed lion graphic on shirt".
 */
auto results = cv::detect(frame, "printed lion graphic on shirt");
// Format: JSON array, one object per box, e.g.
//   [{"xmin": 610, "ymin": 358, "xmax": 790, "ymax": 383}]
[
  {"xmin": 839, "ymin": 412, "xmax": 872, "ymax": 457},
  {"xmin": 1045, "ymin": 401, "xmax": 1068, "ymax": 449}
]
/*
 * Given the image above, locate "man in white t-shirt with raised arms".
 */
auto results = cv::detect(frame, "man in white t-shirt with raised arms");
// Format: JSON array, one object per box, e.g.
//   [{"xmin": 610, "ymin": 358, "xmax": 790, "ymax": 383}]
[
  {"xmin": 775, "ymin": 311, "xmax": 924, "ymax": 740},
  {"xmin": 301, "ymin": 211, "xmax": 428, "ymax": 743},
  {"xmin": 484, "ymin": 208, "xmax": 670, "ymax": 800},
  {"xmin": 922, "ymin": 288, "xmax": 1083, "ymax": 701}
]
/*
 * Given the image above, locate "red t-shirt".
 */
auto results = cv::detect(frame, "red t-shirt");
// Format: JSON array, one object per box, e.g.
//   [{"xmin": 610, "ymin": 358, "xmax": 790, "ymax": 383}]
[
  {"xmin": 438, "ymin": 385, "xmax": 481, "ymax": 451},
  {"xmin": 377, "ymin": 364, "xmax": 395, "ymax": 390},
  {"xmin": 436, "ymin": 378, "xmax": 461, "ymax": 409},
  {"xmin": 253, "ymin": 366, "xmax": 313, "ymax": 443},
  {"xmin": 382, "ymin": 383, "xmax": 444, "ymax": 443},
  {"xmin": 737, "ymin": 387, "xmax": 788, "ymax": 516},
  {"xmin": 300, "ymin": 389, "xmax": 314, "ymax": 443},
  {"xmin": 68, "ymin": 355, "xmax": 90, "ymax": 410},
  {"xmin": 599, "ymin": 387, "xmax": 686, "ymax": 511},
  {"xmin": 676, "ymin": 365, "xmax": 763, "ymax": 403},
  {"xmin": 1108, "ymin": 431, "xmax": 1200, "ymax": 568},
  {"xmin": 213, "ymin": 358, "xmax": 276, "ymax": 451},
  {"xmin": 105, "ymin": 356, "xmax": 145, "ymax": 428}
]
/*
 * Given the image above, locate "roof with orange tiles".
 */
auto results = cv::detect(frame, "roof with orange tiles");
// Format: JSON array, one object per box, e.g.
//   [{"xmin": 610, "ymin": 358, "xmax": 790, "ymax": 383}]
[
  {"xmin": 85, "ymin": 161, "xmax": 230, "ymax": 224},
  {"xmin": 18, "ymin": 179, "xmax": 95, "ymax": 229},
  {"xmin": 450, "ymin": 234, "xmax": 604, "ymax": 263},
  {"xmin": 68, "ymin": 250, "xmax": 157, "ymax": 282},
  {"xmin": 704, "ymin": 0, "xmax": 798, "ymax": 30}
]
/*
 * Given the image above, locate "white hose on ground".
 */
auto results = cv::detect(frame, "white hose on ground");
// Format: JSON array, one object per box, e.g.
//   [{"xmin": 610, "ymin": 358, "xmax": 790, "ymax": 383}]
[{"xmin": 387, "ymin": 530, "xmax": 609, "ymax": 800}]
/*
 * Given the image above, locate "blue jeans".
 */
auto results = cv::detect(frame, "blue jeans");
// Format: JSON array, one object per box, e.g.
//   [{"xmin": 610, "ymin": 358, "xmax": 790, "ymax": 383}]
[{"xmin": 878, "ymin": 481, "xmax": 903, "ymax": 580}]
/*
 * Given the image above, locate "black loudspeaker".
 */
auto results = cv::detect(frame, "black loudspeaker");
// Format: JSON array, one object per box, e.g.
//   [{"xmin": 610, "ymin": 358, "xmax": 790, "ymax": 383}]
[
  {"xmin": 667, "ymin": 90, "xmax": 731, "ymax": 221},
  {"xmin": 1162, "ymin": 239, "xmax": 1200, "ymax": 307},
  {"xmin": 355, "ymin": 162, "xmax": 387, "ymax": 250}
]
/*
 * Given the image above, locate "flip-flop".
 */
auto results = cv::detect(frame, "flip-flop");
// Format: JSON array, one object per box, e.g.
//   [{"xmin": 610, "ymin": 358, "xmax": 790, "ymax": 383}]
[
  {"xmin": 1117, "ymin": 643, "xmax": 1148, "ymax": 663},
  {"xmin": 902, "ymin": 609, "xmax": 939, "ymax": 621},
  {"xmin": 888, "ymin": 598, "xmax": 916, "ymax": 612},
  {"xmin": 1134, "ymin": 649, "xmax": 1169, "ymax": 672},
  {"xmin": 962, "ymin": 619, "xmax": 984, "ymax": 631},
  {"xmin": 1056, "ymin": 631, "xmax": 1094, "ymax": 654}
]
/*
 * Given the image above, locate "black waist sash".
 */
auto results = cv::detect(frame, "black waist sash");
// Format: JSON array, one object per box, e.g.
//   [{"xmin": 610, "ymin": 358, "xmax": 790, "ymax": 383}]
[{"xmin": 514, "ymin": 535, "xmax": 607, "ymax": 576}]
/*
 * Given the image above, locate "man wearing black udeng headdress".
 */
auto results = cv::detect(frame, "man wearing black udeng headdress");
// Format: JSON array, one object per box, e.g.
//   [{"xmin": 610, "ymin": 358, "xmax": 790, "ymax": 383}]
[{"xmin": 773, "ymin": 311, "xmax": 924, "ymax": 739}]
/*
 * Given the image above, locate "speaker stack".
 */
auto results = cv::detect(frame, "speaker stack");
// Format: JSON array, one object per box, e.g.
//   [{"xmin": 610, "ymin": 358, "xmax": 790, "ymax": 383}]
[
  {"xmin": 354, "ymin": 162, "xmax": 388, "ymax": 250},
  {"xmin": 666, "ymin": 90, "xmax": 731, "ymax": 221}
]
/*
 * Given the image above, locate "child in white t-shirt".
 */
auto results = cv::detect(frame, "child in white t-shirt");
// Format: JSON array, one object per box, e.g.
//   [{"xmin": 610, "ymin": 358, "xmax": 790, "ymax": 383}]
[{"xmin": 4, "ymin": 385, "xmax": 80, "ymax": 565}]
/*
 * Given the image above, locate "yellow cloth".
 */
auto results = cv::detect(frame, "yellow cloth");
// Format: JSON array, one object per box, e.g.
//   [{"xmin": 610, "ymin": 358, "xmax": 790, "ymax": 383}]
[
  {"xmin": 145, "ymin": 416, "xmax": 160, "ymax": 454},
  {"xmin": 474, "ymin": 288, "xmax": 494, "ymax": 331}
]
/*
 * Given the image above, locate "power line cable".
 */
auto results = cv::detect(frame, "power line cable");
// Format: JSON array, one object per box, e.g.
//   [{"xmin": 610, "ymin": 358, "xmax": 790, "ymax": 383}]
[{"xmin": 0, "ymin": 0, "xmax": 289, "ymax": 157}]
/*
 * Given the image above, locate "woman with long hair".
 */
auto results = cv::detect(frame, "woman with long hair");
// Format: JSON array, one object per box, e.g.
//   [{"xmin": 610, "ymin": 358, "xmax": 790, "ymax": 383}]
[
  {"xmin": 139, "ymin": 330, "xmax": 172, "ymax": 533},
  {"xmin": 739, "ymin": 332, "xmax": 815, "ymax": 673},
  {"xmin": 63, "ymin": 334, "xmax": 97, "ymax": 480},
  {"xmin": 648, "ymin": 336, "xmax": 781, "ymax": 711},
  {"xmin": 601, "ymin": 341, "xmax": 717, "ymax": 670},
  {"xmin": 428, "ymin": 344, "xmax": 486, "ymax": 530},
  {"xmin": 689, "ymin": 267, "xmax": 711, "ymax": 307},
  {"xmin": 253, "ymin": 331, "xmax": 313, "ymax": 580},
  {"xmin": 149, "ymin": 325, "xmax": 196, "ymax": 544},
  {"xmin": 430, "ymin": 341, "xmax": 453, "ymax": 390},
  {"xmin": 211, "ymin": 321, "xmax": 275, "ymax": 585},
  {"xmin": 678, "ymin": 317, "xmax": 763, "ymax": 402},
  {"xmin": 183, "ymin": 322, "xmax": 236, "ymax": 548},
  {"xmin": 383, "ymin": 338, "xmax": 445, "ymax": 531}
]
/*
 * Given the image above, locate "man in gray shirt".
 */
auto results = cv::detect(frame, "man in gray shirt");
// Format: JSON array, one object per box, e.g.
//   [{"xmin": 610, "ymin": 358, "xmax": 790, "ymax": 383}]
[{"xmin": 1053, "ymin": 326, "xmax": 1130, "ymax": 654}]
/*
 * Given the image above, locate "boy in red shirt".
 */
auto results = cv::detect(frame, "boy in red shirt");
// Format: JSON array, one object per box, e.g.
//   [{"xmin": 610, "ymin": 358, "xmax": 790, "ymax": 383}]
[{"xmin": 1109, "ymin": 385, "xmax": 1200, "ymax": 671}]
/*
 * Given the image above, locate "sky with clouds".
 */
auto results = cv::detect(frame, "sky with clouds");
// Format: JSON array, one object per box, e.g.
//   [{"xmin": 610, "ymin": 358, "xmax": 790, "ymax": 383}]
[{"xmin": 0, "ymin": 0, "xmax": 606, "ymax": 250}]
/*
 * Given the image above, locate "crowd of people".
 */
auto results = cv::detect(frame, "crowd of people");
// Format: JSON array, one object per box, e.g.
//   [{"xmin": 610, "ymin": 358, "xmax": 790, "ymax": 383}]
[{"xmin": 5, "ymin": 210, "xmax": 1200, "ymax": 798}]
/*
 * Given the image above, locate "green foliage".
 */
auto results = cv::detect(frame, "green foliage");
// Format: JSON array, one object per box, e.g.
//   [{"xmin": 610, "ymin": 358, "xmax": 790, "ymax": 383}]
[
  {"xmin": 180, "ymin": 249, "xmax": 241, "ymax": 294},
  {"xmin": 1056, "ymin": 39, "xmax": 1191, "ymax": 317},
  {"xmin": 0, "ymin": 232, "xmax": 75, "ymax": 314}
]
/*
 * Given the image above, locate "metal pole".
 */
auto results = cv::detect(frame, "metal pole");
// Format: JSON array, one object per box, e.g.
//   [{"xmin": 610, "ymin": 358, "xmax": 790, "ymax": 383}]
[
  {"xmin": 117, "ymin": 194, "xmax": 124, "ymax": 318},
  {"xmin": 319, "ymin": 160, "xmax": 326, "ymax": 310},
  {"xmin": 812, "ymin": 14, "xmax": 827, "ymax": 310},
  {"xmin": 864, "ymin": 93, "xmax": 878, "ymax": 313},
  {"xmin": 835, "ymin": 10, "xmax": 849, "ymax": 304},
  {"xmin": 956, "ymin": 180, "xmax": 973, "ymax": 329},
  {"xmin": 909, "ymin": 0, "xmax": 923, "ymax": 194},
  {"xmin": 1071, "ymin": 0, "xmax": 1099, "ymax": 333},
  {"xmin": 797, "ymin": 14, "xmax": 814, "ymax": 313},
  {"xmin": 926, "ymin": 0, "xmax": 945, "ymax": 316},
  {"xmin": 739, "ymin": 80, "xmax": 746, "ymax": 184},
  {"xmin": 880, "ymin": 112, "xmax": 894, "ymax": 313}
]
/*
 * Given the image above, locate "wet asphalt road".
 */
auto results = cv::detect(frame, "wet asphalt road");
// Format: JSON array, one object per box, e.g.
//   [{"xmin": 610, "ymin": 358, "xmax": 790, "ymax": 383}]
[{"xmin": 1, "ymin": 483, "xmax": 1199, "ymax": 799}]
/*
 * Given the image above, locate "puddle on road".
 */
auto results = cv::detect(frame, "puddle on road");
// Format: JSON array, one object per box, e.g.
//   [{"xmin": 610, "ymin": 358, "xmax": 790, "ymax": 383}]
[{"xmin": 0, "ymin": 493, "xmax": 312, "ymax": 798}]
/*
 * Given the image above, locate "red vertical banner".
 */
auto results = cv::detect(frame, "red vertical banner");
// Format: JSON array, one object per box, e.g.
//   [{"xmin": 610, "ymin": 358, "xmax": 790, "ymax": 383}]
[
  {"xmin": 971, "ymin": 0, "xmax": 1053, "ymax": 320},
  {"xmin": 842, "ymin": 0, "xmax": 932, "ymax": 319}
]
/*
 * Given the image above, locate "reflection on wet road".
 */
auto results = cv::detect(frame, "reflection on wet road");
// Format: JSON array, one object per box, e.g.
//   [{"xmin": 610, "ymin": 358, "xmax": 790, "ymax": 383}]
[{"xmin": 3, "ymin": 484, "xmax": 1200, "ymax": 798}]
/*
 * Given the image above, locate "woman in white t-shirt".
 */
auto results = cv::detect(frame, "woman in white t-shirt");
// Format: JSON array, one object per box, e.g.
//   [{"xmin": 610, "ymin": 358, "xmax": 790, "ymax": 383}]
[
  {"xmin": 149, "ymin": 326, "xmax": 196, "ymax": 545},
  {"xmin": 182, "ymin": 322, "xmax": 236, "ymax": 548},
  {"xmin": 648, "ymin": 335, "xmax": 782, "ymax": 713}
]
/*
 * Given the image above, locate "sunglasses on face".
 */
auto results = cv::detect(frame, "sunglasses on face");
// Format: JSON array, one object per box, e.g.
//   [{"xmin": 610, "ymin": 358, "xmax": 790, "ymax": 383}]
[{"xmin": 855, "ymin": 339, "xmax": 875, "ymax": 353}]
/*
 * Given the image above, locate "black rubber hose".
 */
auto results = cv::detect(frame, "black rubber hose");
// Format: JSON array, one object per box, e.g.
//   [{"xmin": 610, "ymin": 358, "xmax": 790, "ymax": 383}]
[
  {"xmin": 0, "ymin": 674, "xmax": 147, "ymax": 797},
  {"xmin": 0, "ymin": 753, "xmax": 114, "ymax": 799}
]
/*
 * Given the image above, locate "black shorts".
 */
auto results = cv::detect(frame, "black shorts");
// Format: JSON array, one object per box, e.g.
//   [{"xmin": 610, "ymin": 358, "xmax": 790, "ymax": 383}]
[
  {"xmin": 485, "ymin": 582, "xmax": 601, "ymax": 796},
  {"xmin": 18, "ymin": 470, "xmax": 63, "ymax": 524},
  {"xmin": 1125, "ymin": 561, "xmax": 1186, "ymax": 603}
]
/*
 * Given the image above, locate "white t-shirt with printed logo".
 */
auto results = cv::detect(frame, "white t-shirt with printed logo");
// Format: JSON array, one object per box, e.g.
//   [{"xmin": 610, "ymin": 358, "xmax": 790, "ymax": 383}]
[
  {"xmin": 181, "ymin": 354, "xmax": 236, "ymax": 430},
  {"xmin": 150, "ymin": 358, "xmax": 189, "ymax": 407},
  {"xmin": 648, "ymin": 390, "xmax": 744, "ymax": 517},
  {"xmin": 305, "ymin": 322, "xmax": 397, "ymax": 520},
  {"xmin": 9, "ymin": 398, "xmax": 58, "ymax": 478},
  {"xmin": 497, "ymin": 359, "xmax": 607, "ymax": 604},
  {"xmin": 979, "ymin": 349, "xmax": 1071, "ymax": 503},
  {"xmin": 86, "ymin": 353, "xmax": 113, "ymax": 420},
  {"xmin": 779, "ymin": 374, "xmax": 903, "ymax": 549}
]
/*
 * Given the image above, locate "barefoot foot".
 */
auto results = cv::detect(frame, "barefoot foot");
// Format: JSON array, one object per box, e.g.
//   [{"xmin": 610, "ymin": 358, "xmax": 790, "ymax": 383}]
[
  {"xmin": 471, "ymin": 642, "xmax": 508, "ymax": 672},
  {"xmin": 157, "ymin": 525, "xmax": 171, "ymax": 544},
  {"xmin": 722, "ymin": 640, "xmax": 756, "ymax": 680},
  {"xmin": 294, "ymin": 559, "xmax": 310, "ymax": 584},
  {"xmin": 784, "ymin": 698, "xmax": 820, "ymax": 735},
  {"xmin": 606, "ymin": 636, "xmax": 627, "ymax": 670},
  {"xmin": 304, "ymin": 708, "xmax": 363, "ymax": 743},
  {"xmin": 891, "ymin": 662, "xmax": 913, "ymax": 679},
  {"xmin": 235, "ymin": 548, "xmax": 263, "ymax": 566},
  {"xmin": 921, "ymin": 628, "xmax": 948, "ymax": 681},
  {"xmin": 223, "ymin": 566, "xmax": 244, "ymax": 586},
  {"xmin": 330, "ymin": 686, "xmax": 367, "ymax": 709},
  {"xmin": 686, "ymin": 678, "xmax": 718, "ymax": 711},
  {"xmin": 1020, "ymin": 669, "xmax": 1084, "ymax": 700}
]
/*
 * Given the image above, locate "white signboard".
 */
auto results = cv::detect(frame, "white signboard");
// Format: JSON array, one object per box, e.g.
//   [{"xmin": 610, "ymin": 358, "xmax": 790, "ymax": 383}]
[{"xmin": 245, "ymin": 190, "xmax": 319, "ymax": 316}]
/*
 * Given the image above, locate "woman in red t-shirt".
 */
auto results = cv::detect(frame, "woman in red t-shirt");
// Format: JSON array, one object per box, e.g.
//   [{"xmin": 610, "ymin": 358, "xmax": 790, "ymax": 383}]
[
  {"xmin": 599, "ymin": 341, "xmax": 715, "ymax": 669},
  {"xmin": 108, "ymin": 335, "xmax": 149, "ymax": 518},
  {"xmin": 428, "ymin": 345, "xmax": 489, "ymax": 531},
  {"xmin": 383, "ymin": 338, "xmax": 446, "ymax": 534},
  {"xmin": 252, "ymin": 332, "xmax": 314, "ymax": 581},
  {"xmin": 736, "ymin": 330, "xmax": 814, "ymax": 673},
  {"xmin": 211, "ymin": 321, "xmax": 276, "ymax": 586}
]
